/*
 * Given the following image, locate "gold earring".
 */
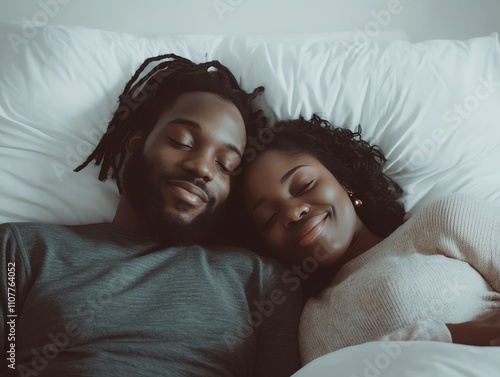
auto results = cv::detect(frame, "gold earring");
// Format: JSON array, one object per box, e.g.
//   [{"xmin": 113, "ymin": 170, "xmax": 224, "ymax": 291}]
[{"xmin": 347, "ymin": 190, "xmax": 363, "ymax": 208}]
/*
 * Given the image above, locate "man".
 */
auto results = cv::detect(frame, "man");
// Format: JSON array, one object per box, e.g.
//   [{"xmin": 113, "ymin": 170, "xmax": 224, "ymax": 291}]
[{"xmin": 0, "ymin": 54, "xmax": 303, "ymax": 376}]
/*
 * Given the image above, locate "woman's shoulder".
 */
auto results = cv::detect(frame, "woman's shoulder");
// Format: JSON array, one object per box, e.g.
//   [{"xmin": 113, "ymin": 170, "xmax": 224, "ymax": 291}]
[
  {"xmin": 418, "ymin": 193, "xmax": 493, "ymax": 216},
  {"xmin": 407, "ymin": 193, "xmax": 498, "ymax": 234}
]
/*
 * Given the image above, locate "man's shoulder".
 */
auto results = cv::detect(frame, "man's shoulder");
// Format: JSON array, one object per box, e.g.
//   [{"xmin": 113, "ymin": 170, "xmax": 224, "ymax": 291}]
[
  {"xmin": 0, "ymin": 221, "xmax": 61, "ymax": 237},
  {"xmin": 200, "ymin": 246, "xmax": 302, "ymax": 301},
  {"xmin": 0, "ymin": 221, "xmax": 103, "ymax": 235},
  {"xmin": 0, "ymin": 222, "xmax": 114, "ymax": 246},
  {"xmin": 206, "ymin": 245, "xmax": 286, "ymax": 268},
  {"xmin": 193, "ymin": 245, "xmax": 289, "ymax": 284}
]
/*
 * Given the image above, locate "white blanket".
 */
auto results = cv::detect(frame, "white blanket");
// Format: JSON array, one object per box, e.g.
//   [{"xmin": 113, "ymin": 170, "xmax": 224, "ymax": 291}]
[{"xmin": 293, "ymin": 341, "xmax": 500, "ymax": 377}]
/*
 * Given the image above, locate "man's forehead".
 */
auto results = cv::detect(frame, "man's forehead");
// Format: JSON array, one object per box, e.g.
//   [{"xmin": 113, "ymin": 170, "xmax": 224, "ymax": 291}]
[
  {"xmin": 147, "ymin": 91, "xmax": 246, "ymax": 149},
  {"xmin": 159, "ymin": 93, "xmax": 242, "ymax": 130},
  {"xmin": 170, "ymin": 91, "xmax": 239, "ymax": 114}
]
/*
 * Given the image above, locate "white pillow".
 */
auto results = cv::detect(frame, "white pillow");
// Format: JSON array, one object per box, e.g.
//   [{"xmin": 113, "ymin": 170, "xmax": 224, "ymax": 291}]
[
  {"xmin": 292, "ymin": 341, "xmax": 500, "ymax": 377},
  {"xmin": 0, "ymin": 22, "xmax": 499, "ymax": 224}
]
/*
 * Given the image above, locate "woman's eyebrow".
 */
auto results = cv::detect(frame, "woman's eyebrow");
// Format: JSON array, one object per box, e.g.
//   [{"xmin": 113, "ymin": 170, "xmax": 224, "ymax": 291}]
[
  {"xmin": 166, "ymin": 117, "xmax": 200, "ymax": 130},
  {"xmin": 252, "ymin": 197, "xmax": 267, "ymax": 214},
  {"xmin": 252, "ymin": 165, "xmax": 308, "ymax": 214},
  {"xmin": 280, "ymin": 165, "xmax": 307, "ymax": 183}
]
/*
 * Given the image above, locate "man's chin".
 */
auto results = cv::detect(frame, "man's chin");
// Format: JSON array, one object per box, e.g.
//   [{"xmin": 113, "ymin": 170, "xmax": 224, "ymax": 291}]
[
  {"xmin": 121, "ymin": 150, "xmax": 223, "ymax": 246},
  {"xmin": 169, "ymin": 202, "xmax": 206, "ymax": 220},
  {"xmin": 145, "ymin": 206, "xmax": 218, "ymax": 246}
]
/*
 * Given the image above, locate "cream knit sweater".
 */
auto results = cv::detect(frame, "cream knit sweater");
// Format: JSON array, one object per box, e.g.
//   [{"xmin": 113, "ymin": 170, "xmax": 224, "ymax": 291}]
[{"xmin": 299, "ymin": 194, "xmax": 500, "ymax": 365}]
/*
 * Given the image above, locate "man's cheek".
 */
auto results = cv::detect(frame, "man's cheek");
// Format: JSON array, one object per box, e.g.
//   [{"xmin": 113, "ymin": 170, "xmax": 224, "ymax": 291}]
[{"xmin": 215, "ymin": 178, "xmax": 231, "ymax": 204}]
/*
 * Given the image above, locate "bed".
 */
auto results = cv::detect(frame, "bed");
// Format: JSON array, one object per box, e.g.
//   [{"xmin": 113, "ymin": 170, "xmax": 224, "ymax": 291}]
[{"xmin": 1, "ymin": 21, "xmax": 500, "ymax": 375}]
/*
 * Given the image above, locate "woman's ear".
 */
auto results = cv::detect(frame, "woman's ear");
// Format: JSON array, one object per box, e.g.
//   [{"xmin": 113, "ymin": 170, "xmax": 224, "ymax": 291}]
[{"xmin": 126, "ymin": 131, "xmax": 144, "ymax": 154}]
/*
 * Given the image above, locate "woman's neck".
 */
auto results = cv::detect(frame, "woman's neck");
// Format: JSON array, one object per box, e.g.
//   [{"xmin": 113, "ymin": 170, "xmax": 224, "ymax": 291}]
[
  {"xmin": 340, "ymin": 225, "xmax": 384, "ymax": 266},
  {"xmin": 303, "ymin": 224, "xmax": 385, "ymax": 299}
]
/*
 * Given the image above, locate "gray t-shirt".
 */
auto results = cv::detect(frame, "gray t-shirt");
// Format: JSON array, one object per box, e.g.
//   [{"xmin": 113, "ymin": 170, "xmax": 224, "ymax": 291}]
[{"xmin": 0, "ymin": 222, "xmax": 303, "ymax": 376}]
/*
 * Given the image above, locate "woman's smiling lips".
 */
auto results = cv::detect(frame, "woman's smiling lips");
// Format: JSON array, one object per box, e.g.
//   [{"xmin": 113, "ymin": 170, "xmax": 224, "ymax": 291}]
[
  {"xmin": 165, "ymin": 180, "xmax": 209, "ymax": 206},
  {"xmin": 296, "ymin": 213, "xmax": 329, "ymax": 247}
]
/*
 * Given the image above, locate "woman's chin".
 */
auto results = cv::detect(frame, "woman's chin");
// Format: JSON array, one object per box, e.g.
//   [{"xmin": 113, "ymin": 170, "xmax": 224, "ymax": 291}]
[{"xmin": 304, "ymin": 238, "xmax": 349, "ymax": 268}]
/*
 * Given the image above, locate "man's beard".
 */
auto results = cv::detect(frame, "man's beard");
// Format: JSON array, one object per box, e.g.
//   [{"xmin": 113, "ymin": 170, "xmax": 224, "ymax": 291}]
[{"xmin": 121, "ymin": 152, "xmax": 223, "ymax": 246}]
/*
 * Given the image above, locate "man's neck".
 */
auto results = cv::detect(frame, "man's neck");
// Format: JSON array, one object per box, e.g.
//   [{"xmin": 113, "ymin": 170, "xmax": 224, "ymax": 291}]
[{"xmin": 112, "ymin": 196, "xmax": 148, "ymax": 237}]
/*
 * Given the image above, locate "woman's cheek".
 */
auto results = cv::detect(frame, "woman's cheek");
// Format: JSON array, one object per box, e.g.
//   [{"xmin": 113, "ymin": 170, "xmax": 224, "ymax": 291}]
[
  {"xmin": 320, "ymin": 184, "xmax": 339, "ymax": 203},
  {"xmin": 274, "ymin": 232, "xmax": 292, "ymax": 255},
  {"xmin": 264, "ymin": 232, "xmax": 282, "ymax": 254}
]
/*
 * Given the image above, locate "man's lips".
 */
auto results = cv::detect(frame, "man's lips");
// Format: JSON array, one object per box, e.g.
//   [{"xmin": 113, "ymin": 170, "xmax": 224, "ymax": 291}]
[
  {"xmin": 295, "ymin": 213, "xmax": 328, "ymax": 247},
  {"xmin": 165, "ymin": 180, "xmax": 209, "ymax": 205}
]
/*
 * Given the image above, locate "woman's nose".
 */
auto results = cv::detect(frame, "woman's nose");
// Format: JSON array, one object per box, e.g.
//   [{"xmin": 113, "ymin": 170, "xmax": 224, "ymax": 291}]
[{"xmin": 283, "ymin": 204, "xmax": 310, "ymax": 228}]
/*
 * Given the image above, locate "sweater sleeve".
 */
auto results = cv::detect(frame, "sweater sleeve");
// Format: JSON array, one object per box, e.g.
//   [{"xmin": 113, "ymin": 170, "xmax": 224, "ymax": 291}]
[
  {"xmin": 377, "ymin": 319, "xmax": 452, "ymax": 342},
  {"xmin": 379, "ymin": 194, "xmax": 499, "ymax": 344},
  {"xmin": 412, "ymin": 193, "xmax": 500, "ymax": 293}
]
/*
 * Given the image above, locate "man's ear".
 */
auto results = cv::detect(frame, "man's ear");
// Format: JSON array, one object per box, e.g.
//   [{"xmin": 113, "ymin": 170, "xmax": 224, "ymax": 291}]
[{"xmin": 126, "ymin": 131, "xmax": 144, "ymax": 154}]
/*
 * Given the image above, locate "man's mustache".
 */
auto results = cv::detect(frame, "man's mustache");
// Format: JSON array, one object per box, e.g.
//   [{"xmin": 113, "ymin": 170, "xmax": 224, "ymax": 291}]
[{"xmin": 158, "ymin": 173, "xmax": 216, "ymax": 205}]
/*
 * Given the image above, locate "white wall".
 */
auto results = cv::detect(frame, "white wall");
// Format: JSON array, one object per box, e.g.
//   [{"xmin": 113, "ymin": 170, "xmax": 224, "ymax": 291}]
[{"xmin": 0, "ymin": 0, "xmax": 499, "ymax": 42}]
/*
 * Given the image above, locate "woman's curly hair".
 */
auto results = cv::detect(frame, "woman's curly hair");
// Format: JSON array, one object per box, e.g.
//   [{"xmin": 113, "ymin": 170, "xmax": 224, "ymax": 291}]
[
  {"xmin": 241, "ymin": 114, "xmax": 406, "ymax": 238},
  {"xmin": 222, "ymin": 114, "xmax": 407, "ymax": 297}
]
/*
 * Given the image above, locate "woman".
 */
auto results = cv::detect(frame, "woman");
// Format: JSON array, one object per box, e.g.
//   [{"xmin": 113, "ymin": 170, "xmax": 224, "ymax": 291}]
[{"xmin": 237, "ymin": 115, "xmax": 500, "ymax": 365}]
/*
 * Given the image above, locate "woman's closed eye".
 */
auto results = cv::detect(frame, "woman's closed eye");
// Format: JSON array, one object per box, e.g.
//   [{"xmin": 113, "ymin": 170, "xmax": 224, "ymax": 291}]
[
  {"xmin": 265, "ymin": 213, "xmax": 277, "ymax": 228},
  {"xmin": 260, "ymin": 179, "xmax": 315, "ymax": 229},
  {"xmin": 295, "ymin": 179, "xmax": 316, "ymax": 196}
]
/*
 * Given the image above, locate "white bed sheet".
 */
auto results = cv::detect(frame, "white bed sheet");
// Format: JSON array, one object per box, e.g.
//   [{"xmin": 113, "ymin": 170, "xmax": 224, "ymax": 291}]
[{"xmin": 293, "ymin": 341, "xmax": 500, "ymax": 377}]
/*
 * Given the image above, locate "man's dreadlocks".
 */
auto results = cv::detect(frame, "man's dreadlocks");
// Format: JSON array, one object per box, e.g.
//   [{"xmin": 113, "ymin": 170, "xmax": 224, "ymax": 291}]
[{"xmin": 74, "ymin": 53, "xmax": 266, "ymax": 193}]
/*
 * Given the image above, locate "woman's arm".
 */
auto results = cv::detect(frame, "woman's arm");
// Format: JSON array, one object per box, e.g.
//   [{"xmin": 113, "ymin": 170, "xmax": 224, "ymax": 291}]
[
  {"xmin": 378, "ymin": 319, "xmax": 452, "ymax": 343},
  {"xmin": 379, "ymin": 314, "xmax": 500, "ymax": 346},
  {"xmin": 447, "ymin": 310, "xmax": 500, "ymax": 346},
  {"xmin": 412, "ymin": 193, "xmax": 500, "ymax": 293},
  {"xmin": 382, "ymin": 194, "xmax": 500, "ymax": 346}
]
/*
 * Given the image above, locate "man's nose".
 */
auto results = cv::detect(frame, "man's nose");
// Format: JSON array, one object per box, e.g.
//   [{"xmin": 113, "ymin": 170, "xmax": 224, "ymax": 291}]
[
  {"xmin": 283, "ymin": 203, "xmax": 310, "ymax": 228},
  {"xmin": 182, "ymin": 153, "xmax": 216, "ymax": 182}
]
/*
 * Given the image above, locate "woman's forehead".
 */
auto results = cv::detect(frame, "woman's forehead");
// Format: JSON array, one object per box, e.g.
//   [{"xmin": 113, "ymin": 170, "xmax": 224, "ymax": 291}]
[
  {"xmin": 243, "ymin": 150, "xmax": 317, "ymax": 188},
  {"xmin": 250, "ymin": 150, "xmax": 316, "ymax": 170}
]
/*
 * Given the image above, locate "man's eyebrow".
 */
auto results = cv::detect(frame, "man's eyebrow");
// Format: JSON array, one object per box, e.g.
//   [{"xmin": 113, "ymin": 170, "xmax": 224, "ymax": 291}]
[
  {"xmin": 166, "ymin": 117, "xmax": 242, "ymax": 159},
  {"xmin": 252, "ymin": 165, "xmax": 307, "ymax": 214},
  {"xmin": 224, "ymin": 143, "xmax": 242, "ymax": 159}
]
